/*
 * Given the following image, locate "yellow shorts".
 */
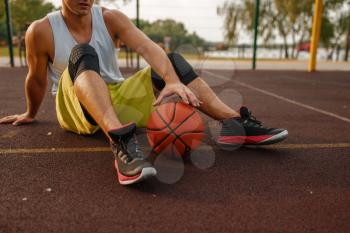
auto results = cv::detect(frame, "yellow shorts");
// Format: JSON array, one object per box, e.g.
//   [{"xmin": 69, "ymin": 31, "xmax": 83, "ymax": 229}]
[{"xmin": 56, "ymin": 66, "xmax": 156, "ymax": 135}]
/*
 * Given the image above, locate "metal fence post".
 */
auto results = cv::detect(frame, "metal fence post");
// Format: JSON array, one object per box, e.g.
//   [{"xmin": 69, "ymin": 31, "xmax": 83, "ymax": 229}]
[
  {"xmin": 252, "ymin": 0, "xmax": 260, "ymax": 70},
  {"xmin": 136, "ymin": 0, "xmax": 140, "ymax": 69},
  {"xmin": 4, "ymin": 0, "xmax": 14, "ymax": 67}
]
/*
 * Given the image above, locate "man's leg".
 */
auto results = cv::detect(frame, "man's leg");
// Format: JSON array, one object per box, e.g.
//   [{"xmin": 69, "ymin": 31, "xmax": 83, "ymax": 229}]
[
  {"xmin": 68, "ymin": 44, "xmax": 156, "ymax": 185},
  {"xmin": 187, "ymin": 78, "xmax": 239, "ymax": 120},
  {"xmin": 74, "ymin": 70, "xmax": 122, "ymax": 136},
  {"xmin": 68, "ymin": 45, "xmax": 122, "ymax": 137},
  {"xmin": 151, "ymin": 53, "xmax": 239, "ymax": 120},
  {"xmin": 151, "ymin": 53, "xmax": 288, "ymax": 146}
]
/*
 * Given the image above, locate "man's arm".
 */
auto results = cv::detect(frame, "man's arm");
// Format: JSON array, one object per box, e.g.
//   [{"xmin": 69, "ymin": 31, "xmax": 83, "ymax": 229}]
[
  {"xmin": 103, "ymin": 10, "xmax": 200, "ymax": 107},
  {"xmin": 0, "ymin": 20, "xmax": 50, "ymax": 125}
]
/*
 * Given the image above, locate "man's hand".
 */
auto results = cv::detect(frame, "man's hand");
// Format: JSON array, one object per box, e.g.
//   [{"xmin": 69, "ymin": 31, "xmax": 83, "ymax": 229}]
[
  {"xmin": 0, "ymin": 113, "xmax": 35, "ymax": 126},
  {"xmin": 153, "ymin": 82, "xmax": 202, "ymax": 107}
]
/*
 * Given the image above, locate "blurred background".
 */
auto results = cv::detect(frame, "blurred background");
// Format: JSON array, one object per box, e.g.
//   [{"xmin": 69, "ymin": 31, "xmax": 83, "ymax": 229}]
[{"xmin": 0, "ymin": 0, "xmax": 349, "ymax": 69}]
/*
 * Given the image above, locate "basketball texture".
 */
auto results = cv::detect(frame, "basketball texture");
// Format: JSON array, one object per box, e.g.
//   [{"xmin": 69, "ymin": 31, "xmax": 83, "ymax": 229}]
[{"xmin": 147, "ymin": 102, "xmax": 205, "ymax": 156}]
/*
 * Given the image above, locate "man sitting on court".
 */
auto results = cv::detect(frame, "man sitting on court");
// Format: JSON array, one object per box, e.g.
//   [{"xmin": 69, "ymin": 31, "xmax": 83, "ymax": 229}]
[{"xmin": 0, "ymin": 0, "xmax": 288, "ymax": 185}]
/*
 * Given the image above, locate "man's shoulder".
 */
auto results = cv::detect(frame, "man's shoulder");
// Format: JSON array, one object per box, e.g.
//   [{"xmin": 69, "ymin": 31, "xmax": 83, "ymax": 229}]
[
  {"xmin": 101, "ymin": 7, "xmax": 125, "ymax": 22},
  {"xmin": 26, "ymin": 16, "xmax": 53, "ymax": 56},
  {"xmin": 101, "ymin": 7, "xmax": 133, "ymax": 37},
  {"xmin": 27, "ymin": 17, "xmax": 52, "ymax": 41}
]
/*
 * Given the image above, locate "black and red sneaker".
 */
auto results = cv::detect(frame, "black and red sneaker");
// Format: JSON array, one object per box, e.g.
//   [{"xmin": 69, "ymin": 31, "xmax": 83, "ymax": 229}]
[
  {"xmin": 217, "ymin": 107, "xmax": 288, "ymax": 147},
  {"xmin": 109, "ymin": 123, "xmax": 156, "ymax": 185}
]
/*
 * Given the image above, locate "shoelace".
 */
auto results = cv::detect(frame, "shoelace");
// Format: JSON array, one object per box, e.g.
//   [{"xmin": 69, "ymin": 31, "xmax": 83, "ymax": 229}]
[
  {"xmin": 113, "ymin": 135, "xmax": 143, "ymax": 163},
  {"xmin": 242, "ymin": 111, "xmax": 262, "ymax": 126},
  {"xmin": 248, "ymin": 114, "xmax": 262, "ymax": 126},
  {"xmin": 112, "ymin": 140, "xmax": 132, "ymax": 163}
]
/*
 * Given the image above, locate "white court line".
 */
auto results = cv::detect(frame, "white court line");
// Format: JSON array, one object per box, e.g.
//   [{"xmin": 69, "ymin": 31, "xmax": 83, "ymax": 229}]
[
  {"xmin": 203, "ymin": 70, "xmax": 350, "ymax": 124},
  {"xmin": 202, "ymin": 70, "xmax": 232, "ymax": 80}
]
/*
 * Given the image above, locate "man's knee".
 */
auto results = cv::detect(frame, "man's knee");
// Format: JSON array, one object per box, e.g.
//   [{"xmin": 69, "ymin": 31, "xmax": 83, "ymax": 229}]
[
  {"xmin": 167, "ymin": 52, "xmax": 198, "ymax": 85},
  {"xmin": 151, "ymin": 52, "xmax": 199, "ymax": 90},
  {"xmin": 68, "ymin": 44, "xmax": 100, "ymax": 82}
]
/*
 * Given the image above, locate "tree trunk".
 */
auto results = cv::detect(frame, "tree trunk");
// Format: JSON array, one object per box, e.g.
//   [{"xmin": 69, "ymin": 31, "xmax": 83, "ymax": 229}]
[
  {"xmin": 332, "ymin": 35, "xmax": 341, "ymax": 61},
  {"xmin": 291, "ymin": 28, "xmax": 297, "ymax": 59},
  {"xmin": 336, "ymin": 44, "xmax": 341, "ymax": 61},
  {"xmin": 283, "ymin": 35, "xmax": 289, "ymax": 59},
  {"xmin": 295, "ymin": 32, "xmax": 305, "ymax": 59},
  {"xmin": 280, "ymin": 44, "xmax": 283, "ymax": 59},
  {"xmin": 328, "ymin": 46, "xmax": 334, "ymax": 61}
]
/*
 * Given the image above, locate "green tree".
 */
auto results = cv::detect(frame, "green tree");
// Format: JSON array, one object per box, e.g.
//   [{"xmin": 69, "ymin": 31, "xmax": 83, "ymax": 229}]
[
  {"xmin": 0, "ymin": 20, "xmax": 7, "ymax": 43},
  {"xmin": 0, "ymin": 0, "xmax": 7, "ymax": 42},
  {"xmin": 183, "ymin": 32, "xmax": 205, "ymax": 47},
  {"xmin": 0, "ymin": 0, "xmax": 5, "ymax": 19},
  {"xmin": 218, "ymin": 0, "xmax": 350, "ymax": 60},
  {"xmin": 320, "ymin": 15, "xmax": 335, "ymax": 59},
  {"xmin": 324, "ymin": 0, "xmax": 350, "ymax": 61},
  {"xmin": 10, "ymin": 0, "xmax": 55, "ymax": 32},
  {"xmin": 217, "ymin": 1, "xmax": 243, "ymax": 45},
  {"xmin": 274, "ymin": 0, "xmax": 313, "ymax": 58},
  {"xmin": 218, "ymin": 0, "xmax": 276, "ymax": 46},
  {"xmin": 140, "ymin": 19, "xmax": 205, "ymax": 49},
  {"xmin": 132, "ymin": 18, "xmax": 152, "ymax": 31},
  {"xmin": 144, "ymin": 19, "xmax": 188, "ymax": 46}
]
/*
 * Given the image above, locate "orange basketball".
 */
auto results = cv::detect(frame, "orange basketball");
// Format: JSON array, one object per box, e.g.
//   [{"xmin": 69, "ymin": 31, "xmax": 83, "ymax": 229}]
[{"xmin": 147, "ymin": 102, "xmax": 205, "ymax": 156}]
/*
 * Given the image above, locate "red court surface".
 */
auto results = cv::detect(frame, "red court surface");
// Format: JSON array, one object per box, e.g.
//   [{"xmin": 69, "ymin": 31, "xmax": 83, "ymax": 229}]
[{"xmin": 0, "ymin": 67, "xmax": 349, "ymax": 233}]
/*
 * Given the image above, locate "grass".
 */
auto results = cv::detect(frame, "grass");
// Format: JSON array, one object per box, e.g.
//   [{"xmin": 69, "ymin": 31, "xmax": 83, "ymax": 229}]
[{"xmin": 0, "ymin": 46, "xmax": 20, "ymax": 57}]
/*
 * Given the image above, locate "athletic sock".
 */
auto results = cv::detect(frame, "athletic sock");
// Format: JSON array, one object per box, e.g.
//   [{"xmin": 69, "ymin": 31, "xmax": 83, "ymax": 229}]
[{"xmin": 108, "ymin": 123, "xmax": 136, "ymax": 143}]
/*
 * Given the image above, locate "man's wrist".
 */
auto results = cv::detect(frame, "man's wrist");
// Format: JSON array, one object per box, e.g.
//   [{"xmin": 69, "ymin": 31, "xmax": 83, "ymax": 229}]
[{"xmin": 163, "ymin": 74, "xmax": 180, "ymax": 84}]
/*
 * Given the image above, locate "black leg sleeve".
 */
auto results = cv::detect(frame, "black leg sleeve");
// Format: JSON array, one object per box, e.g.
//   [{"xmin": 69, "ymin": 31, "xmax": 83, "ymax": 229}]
[
  {"xmin": 151, "ymin": 52, "xmax": 199, "ymax": 90},
  {"xmin": 68, "ymin": 43, "xmax": 100, "ymax": 83}
]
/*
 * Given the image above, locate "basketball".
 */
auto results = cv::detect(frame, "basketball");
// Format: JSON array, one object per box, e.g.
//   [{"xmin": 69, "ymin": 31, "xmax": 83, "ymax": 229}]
[{"xmin": 147, "ymin": 102, "xmax": 205, "ymax": 156}]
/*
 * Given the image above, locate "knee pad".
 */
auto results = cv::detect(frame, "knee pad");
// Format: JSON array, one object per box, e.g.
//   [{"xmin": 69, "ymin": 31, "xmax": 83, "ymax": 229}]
[
  {"xmin": 168, "ymin": 53, "xmax": 198, "ymax": 82},
  {"xmin": 151, "ymin": 52, "xmax": 199, "ymax": 90},
  {"xmin": 68, "ymin": 44, "xmax": 100, "ymax": 82}
]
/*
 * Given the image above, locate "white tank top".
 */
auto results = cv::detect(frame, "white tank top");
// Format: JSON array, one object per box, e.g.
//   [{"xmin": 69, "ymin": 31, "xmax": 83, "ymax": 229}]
[{"xmin": 47, "ymin": 5, "xmax": 124, "ymax": 94}]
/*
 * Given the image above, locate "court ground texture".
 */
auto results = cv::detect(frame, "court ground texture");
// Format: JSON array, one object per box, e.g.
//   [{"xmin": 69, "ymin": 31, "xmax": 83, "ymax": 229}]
[{"xmin": 0, "ymin": 67, "xmax": 349, "ymax": 233}]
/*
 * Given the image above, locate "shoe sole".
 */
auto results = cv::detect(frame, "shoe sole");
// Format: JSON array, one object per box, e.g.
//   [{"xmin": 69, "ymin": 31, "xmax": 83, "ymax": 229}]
[
  {"xmin": 115, "ymin": 160, "xmax": 157, "ymax": 185},
  {"xmin": 217, "ymin": 130, "xmax": 289, "ymax": 147},
  {"xmin": 254, "ymin": 130, "xmax": 289, "ymax": 145}
]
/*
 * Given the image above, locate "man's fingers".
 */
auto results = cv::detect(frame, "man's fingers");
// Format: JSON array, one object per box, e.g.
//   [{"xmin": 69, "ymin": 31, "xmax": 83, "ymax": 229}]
[
  {"xmin": 187, "ymin": 91, "xmax": 201, "ymax": 107},
  {"xmin": 0, "ymin": 114, "xmax": 34, "ymax": 126},
  {"xmin": 184, "ymin": 88, "xmax": 200, "ymax": 107},
  {"xmin": 153, "ymin": 93, "xmax": 164, "ymax": 106},
  {"xmin": 12, "ymin": 119, "xmax": 25, "ymax": 126},
  {"xmin": 0, "ymin": 116, "xmax": 17, "ymax": 124},
  {"xmin": 12, "ymin": 117, "xmax": 24, "ymax": 126},
  {"xmin": 178, "ymin": 90, "xmax": 189, "ymax": 105},
  {"xmin": 13, "ymin": 118, "xmax": 34, "ymax": 126},
  {"xmin": 12, "ymin": 120, "xmax": 21, "ymax": 126},
  {"xmin": 153, "ymin": 85, "xmax": 200, "ymax": 107},
  {"xmin": 154, "ymin": 89, "xmax": 176, "ymax": 106}
]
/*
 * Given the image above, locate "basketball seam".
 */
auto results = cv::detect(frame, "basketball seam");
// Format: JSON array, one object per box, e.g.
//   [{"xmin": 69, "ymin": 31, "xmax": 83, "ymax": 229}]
[
  {"xmin": 172, "ymin": 125, "xmax": 205, "ymax": 153},
  {"xmin": 152, "ymin": 104, "xmax": 197, "ymax": 152},
  {"xmin": 148, "ymin": 102, "xmax": 178, "ymax": 149},
  {"xmin": 160, "ymin": 114, "xmax": 199, "ymax": 153},
  {"xmin": 172, "ymin": 109, "xmax": 205, "ymax": 152},
  {"xmin": 148, "ymin": 102, "xmax": 177, "ymax": 131},
  {"xmin": 152, "ymin": 102, "xmax": 183, "ymax": 150}
]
